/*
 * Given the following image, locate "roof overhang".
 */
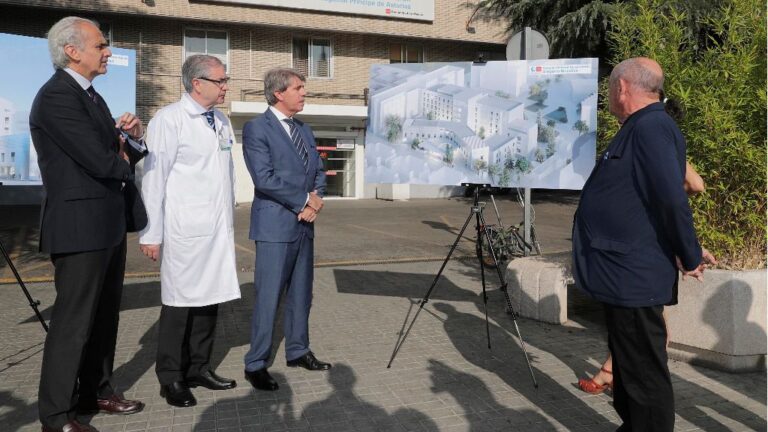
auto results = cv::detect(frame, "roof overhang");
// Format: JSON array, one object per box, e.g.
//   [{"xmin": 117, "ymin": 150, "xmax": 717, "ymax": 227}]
[{"xmin": 230, "ymin": 101, "xmax": 368, "ymax": 127}]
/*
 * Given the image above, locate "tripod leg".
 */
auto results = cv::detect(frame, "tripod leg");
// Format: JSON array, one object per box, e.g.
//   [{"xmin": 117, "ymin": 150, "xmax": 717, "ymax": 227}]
[
  {"xmin": 387, "ymin": 207, "xmax": 477, "ymax": 368},
  {"xmin": 478, "ymin": 211, "xmax": 538, "ymax": 388},
  {"xmin": 474, "ymin": 209, "xmax": 492, "ymax": 350},
  {"xmin": 0, "ymin": 239, "xmax": 48, "ymax": 332}
]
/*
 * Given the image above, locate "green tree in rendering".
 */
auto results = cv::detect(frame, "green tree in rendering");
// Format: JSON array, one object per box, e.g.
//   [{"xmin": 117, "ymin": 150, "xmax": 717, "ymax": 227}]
[
  {"xmin": 573, "ymin": 120, "xmax": 590, "ymax": 135},
  {"xmin": 443, "ymin": 144, "xmax": 454, "ymax": 165},
  {"xmin": 385, "ymin": 114, "xmax": 403, "ymax": 143},
  {"xmin": 473, "ymin": 159, "xmax": 488, "ymax": 175}
]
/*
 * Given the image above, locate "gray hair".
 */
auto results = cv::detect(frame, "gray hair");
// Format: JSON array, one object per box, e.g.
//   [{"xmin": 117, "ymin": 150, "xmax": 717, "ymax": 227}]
[
  {"xmin": 47, "ymin": 16, "xmax": 100, "ymax": 70},
  {"xmin": 264, "ymin": 68, "xmax": 306, "ymax": 105},
  {"xmin": 609, "ymin": 58, "xmax": 664, "ymax": 95},
  {"xmin": 181, "ymin": 55, "xmax": 225, "ymax": 93}
]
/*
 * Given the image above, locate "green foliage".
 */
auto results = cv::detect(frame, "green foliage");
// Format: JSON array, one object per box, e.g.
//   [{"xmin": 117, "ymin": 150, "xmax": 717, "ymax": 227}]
[
  {"xmin": 410, "ymin": 138, "xmax": 421, "ymax": 150},
  {"xmin": 478, "ymin": 126, "xmax": 486, "ymax": 139},
  {"xmin": 477, "ymin": 0, "xmax": 726, "ymax": 60},
  {"xmin": 499, "ymin": 168, "xmax": 511, "ymax": 186},
  {"xmin": 573, "ymin": 120, "xmax": 590, "ymax": 135},
  {"xmin": 385, "ymin": 115, "xmax": 402, "ymax": 143},
  {"xmin": 474, "ymin": 159, "xmax": 488, "ymax": 174},
  {"xmin": 443, "ymin": 144, "xmax": 454, "ymax": 165},
  {"xmin": 602, "ymin": 0, "xmax": 766, "ymax": 269}
]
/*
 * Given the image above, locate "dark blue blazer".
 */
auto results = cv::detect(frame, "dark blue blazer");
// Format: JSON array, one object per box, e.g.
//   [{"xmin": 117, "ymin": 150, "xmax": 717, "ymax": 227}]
[
  {"xmin": 572, "ymin": 103, "xmax": 701, "ymax": 307},
  {"xmin": 242, "ymin": 108, "xmax": 326, "ymax": 242}
]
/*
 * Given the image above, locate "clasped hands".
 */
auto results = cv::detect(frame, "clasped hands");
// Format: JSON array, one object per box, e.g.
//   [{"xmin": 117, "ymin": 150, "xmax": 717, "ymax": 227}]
[
  {"xmin": 298, "ymin": 191, "xmax": 323, "ymax": 223},
  {"xmin": 676, "ymin": 248, "xmax": 717, "ymax": 282}
]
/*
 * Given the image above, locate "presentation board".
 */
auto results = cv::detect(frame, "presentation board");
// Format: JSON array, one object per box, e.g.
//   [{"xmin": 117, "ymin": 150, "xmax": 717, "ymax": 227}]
[
  {"xmin": 365, "ymin": 59, "xmax": 598, "ymax": 189},
  {"xmin": 0, "ymin": 32, "xmax": 136, "ymax": 186}
]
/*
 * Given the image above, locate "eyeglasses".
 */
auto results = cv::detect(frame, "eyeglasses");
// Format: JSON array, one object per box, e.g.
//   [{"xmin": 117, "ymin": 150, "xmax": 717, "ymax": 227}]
[{"xmin": 197, "ymin": 76, "xmax": 230, "ymax": 87}]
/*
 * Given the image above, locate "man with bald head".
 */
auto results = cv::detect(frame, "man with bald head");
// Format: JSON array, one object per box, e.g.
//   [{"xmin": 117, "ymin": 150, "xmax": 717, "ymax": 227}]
[{"xmin": 572, "ymin": 58, "xmax": 714, "ymax": 431}]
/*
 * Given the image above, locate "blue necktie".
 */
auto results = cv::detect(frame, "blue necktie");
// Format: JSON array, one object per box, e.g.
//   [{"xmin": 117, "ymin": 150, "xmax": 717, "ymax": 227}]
[
  {"xmin": 86, "ymin": 86, "xmax": 98, "ymax": 104},
  {"xmin": 203, "ymin": 111, "xmax": 216, "ymax": 131},
  {"xmin": 283, "ymin": 118, "xmax": 309, "ymax": 170}
]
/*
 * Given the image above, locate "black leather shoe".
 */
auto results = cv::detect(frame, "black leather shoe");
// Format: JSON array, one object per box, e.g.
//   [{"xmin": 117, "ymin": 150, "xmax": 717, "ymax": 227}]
[
  {"xmin": 244, "ymin": 368, "xmax": 279, "ymax": 391},
  {"xmin": 160, "ymin": 381, "xmax": 197, "ymax": 408},
  {"xmin": 286, "ymin": 351, "xmax": 332, "ymax": 371},
  {"xmin": 187, "ymin": 370, "xmax": 237, "ymax": 390}
]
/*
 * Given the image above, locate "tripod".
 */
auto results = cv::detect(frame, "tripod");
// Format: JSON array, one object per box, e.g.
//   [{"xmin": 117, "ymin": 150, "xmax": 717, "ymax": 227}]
[
  {"xmin": 0, "ymin": 183, "xmax": 48, "ymax": 332},
  {"xmin": 386, "ymin": 184, "xmax": 538, "ymax": 388}
]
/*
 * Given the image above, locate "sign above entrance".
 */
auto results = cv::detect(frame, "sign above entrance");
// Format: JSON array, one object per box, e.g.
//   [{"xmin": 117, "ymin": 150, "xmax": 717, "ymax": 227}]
[{"xmin": 205, "ymin": 0, "xmax": 434, "ymax": 21}]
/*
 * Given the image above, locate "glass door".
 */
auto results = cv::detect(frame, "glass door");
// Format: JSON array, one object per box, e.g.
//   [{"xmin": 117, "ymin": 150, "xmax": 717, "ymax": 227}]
[{"xmin": 316, "ymin": 138, "xmax": 355, "ymax": 197}]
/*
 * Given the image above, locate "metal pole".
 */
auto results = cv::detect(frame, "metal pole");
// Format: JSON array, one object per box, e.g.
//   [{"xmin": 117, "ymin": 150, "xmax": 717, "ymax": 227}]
[{"xmin": 521, "ymin": 27, "xmax": 533, "ymax": 257}]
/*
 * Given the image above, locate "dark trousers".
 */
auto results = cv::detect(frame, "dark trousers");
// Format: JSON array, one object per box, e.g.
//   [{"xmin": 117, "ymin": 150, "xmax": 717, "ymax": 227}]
[
  {"xmin": 155, "ymin": 304, "xmax": 219, "ymax": 385},
  {"xmin": 604, "ymin": 304, "xmax": 674, "ymax": 432},
  {"xmin": 38, "ymin": 239, "xmax": 126, "ymax": 429}
]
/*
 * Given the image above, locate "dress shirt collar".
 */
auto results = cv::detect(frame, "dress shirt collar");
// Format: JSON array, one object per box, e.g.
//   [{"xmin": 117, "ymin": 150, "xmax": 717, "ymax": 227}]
[
  {"xmin": 182, "ymin": 92, "xmax": 213, "ymax": 115},
  {"xmin": 269, "ymin": 105, "xmax": 292, "ymax": 122},
  {"xmin": 64, "ymin": 67, "xmax": 92, "ymax": 91}
]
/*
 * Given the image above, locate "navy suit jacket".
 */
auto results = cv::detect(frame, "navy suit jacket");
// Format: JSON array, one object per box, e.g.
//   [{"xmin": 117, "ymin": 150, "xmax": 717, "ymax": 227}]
[
  {"xmin": 29, "ymin": 69, "xmax": 146, "ymax": 254},
  {"xmin": 242, "ymin": 108, "xmax": 326, "ymax": 242},
  {"xmin": 572, "ymin": 103, "xmax": 701, "ymax": 307}
]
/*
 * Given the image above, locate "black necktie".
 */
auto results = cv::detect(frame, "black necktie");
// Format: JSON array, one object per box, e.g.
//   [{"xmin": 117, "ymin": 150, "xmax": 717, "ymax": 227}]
[
  {"xmin": 203, "ymin": 111, "xmax": 216, "ymax": 131},
  {"xmin": 86, "ymin": 86, "xmax": 98, "ymax": 104},
  {"xmin": 283, "ymin": 118, "xmax": 309, "ymax": 169}
]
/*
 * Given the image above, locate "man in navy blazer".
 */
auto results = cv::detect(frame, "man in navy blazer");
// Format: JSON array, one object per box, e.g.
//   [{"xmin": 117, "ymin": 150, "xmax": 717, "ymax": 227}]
[
  {"xmin": 572, "ymin": 58, "xmax": 715, "ymax": 431},
  {"xmin": 241, "ymin": 68, "xmax": 329, "ymax": 391},
  {"xmin": 31, "ymin": 17, "xmax": 147, "ymax": 432}
]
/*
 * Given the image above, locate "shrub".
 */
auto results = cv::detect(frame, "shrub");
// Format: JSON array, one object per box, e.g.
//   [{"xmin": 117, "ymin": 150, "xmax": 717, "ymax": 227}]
[{"xmin": 600, "ymin": 0, "xmax": 766, "ymax": 269}]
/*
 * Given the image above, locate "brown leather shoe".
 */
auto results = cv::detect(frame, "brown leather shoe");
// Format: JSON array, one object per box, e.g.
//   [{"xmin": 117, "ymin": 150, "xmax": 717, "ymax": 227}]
[
  {"xmin": 77, "ymin": 394, "xmax": 144, "ymax": 415},
  {"xmin": 41, "ymin": 419, "xmax": 98, "ymax": 431}
]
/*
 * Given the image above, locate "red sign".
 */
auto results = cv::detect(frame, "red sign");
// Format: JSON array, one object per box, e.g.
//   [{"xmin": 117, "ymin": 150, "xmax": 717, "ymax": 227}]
[
  {"xmin": 326, "ymin": 170, "xmax": 337, "ymax": 176},
  {"xmin": 317, "ymin": 146, "xmax": 336, "ymax": 151}
]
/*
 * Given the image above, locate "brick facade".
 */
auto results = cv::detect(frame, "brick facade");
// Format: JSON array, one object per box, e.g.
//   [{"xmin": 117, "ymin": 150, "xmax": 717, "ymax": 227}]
[{"xmin": 0, "ymin": 2, "xmax": 506, "ymax": 121}]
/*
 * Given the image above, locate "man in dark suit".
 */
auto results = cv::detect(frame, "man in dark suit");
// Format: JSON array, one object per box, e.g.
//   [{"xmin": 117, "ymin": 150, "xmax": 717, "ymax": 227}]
[
  {"xmin": 241, "ymin": 68, "xmax": 330, "ymax": 391},
  {"xmin": 30, "ymin": 16, "xmax": 147, "ymax": 432},
  {"xmin": 572, "ymin": 57, "xmax": 715, "ymax": 432}
]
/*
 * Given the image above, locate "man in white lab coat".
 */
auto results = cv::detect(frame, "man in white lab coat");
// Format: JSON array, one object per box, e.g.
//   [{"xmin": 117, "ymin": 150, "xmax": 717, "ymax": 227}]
[{"xmin": 139, "ymin": 54, "xmax": 241, "ymax": 408}]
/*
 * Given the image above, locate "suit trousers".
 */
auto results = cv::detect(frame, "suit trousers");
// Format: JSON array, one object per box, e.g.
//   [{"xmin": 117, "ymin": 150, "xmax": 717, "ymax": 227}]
[
  {"xmin": 38, "ymin": 239, "xmax": 126, "ymax": 428},
  {"xmin": 605, "ymin": 304, "xmax": 674, "ymax": 432},
  {"xmin": 244, "ymin": 233, "xmax": 313, "ymax": 371},
  {"xmin": 155, "ymin": 304, "xmax": 219, "ymax": 385}
]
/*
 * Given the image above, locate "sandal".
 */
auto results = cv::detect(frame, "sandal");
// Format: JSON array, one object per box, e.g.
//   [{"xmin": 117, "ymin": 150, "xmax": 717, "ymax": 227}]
[{"xmin": 578, "ymin": 367, "xmax": 613, "ymax": 394}]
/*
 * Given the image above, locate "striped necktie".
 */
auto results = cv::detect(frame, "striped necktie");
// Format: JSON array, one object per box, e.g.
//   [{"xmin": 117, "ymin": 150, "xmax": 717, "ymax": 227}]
[
  {"xmin": 283, "ymin": 118, "xmax": 309, "ymax": 169},
  {"xmin": 203, "ymin": 111, "xmax": 216, "ymax": 131}
]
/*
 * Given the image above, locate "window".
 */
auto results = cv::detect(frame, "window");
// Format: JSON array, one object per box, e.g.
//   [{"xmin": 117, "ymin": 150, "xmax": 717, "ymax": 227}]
[
  {"xmin": 293, "ymin": 38, "xmax": 332, "ymax": 78},
  {"xmin": 390, "ymin": 43, "xmax": 423, "ymax": 64},
  {"xmin": 184, "ymin": 29, "xmax": 228, "ymax": 70}
]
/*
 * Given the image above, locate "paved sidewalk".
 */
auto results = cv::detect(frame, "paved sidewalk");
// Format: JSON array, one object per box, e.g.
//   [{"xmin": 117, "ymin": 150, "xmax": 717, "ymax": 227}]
[{"xmin": 1, "ymin": 260, "xmax": 765, "ymax": 431}]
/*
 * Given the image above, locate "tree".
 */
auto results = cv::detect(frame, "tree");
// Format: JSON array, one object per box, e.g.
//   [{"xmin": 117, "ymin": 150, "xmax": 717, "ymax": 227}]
[
  {"xmin": 385, "ymin": 114, "xmax": 402, "ymax": 143},
  {"xmin": 478, "ymin": 126, "xmax": 486, "ymax": 139},
  {"xmin": 410, "ymin": 138, "xmax": 421, "ymax": 150},
  {"xmin": 603, "ymin": 0, "xmax": 766, "ymax": 268},
  {"xmin": 488, "ymin": 163, "xmax": 500, "ymax": 183},
  {"xmin": 473, "ymin": 159, "xmax": 487, "ymax": 174},
  {"xmin": 546, "ymin": 119, "xmax": 556, "ymax": 128},
  {"xmin": 443, "ymin": 144, "xmax": 454, "ymax": 165},
  {"xmin": 573, "ymin": 120, "xmax": 590, "ymax": 135},
  {"xmin": 535, "ymin": 148, "xmax": 546, "ymax": 163},
  {"xmin": 499, "ymin": 168, "xmax": 511, "ymax": 187},
  {"xmin": 515, "ymin": 156, "xmax": 530, "ymax": 173},
  {"xmin": 476, "ymin": 0, "xmax": 727, "ymax": 60}
]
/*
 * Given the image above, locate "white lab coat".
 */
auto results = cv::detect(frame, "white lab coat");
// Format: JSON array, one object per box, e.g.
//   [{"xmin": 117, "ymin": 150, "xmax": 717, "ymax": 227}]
[{"xmin": 139, "ymin": 93, "xmax": 241, "ymax": 307}]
